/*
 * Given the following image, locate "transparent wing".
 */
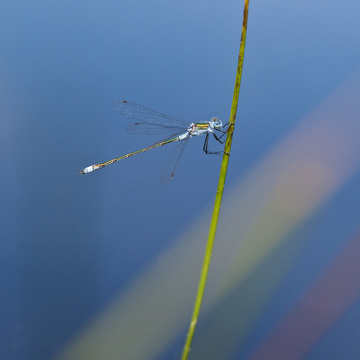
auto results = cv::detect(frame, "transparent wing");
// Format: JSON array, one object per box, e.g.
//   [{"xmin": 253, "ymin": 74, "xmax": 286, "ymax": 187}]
[
  {"xmin": 159, "ymin": 138, "xmax": 189, "ymax": 184},
  {"xmin": 126, "ymin": 122, "xmax": 186, "ymax": 135},
  {"xmin": 113, "ymin": 100, "xmax": 189, "ymax": 127}
]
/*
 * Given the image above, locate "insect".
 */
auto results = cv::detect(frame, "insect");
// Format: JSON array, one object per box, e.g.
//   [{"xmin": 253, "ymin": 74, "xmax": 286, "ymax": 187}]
[{"xmin": 79, "ymin": 100, "xmax": 227, "ymax": 183}]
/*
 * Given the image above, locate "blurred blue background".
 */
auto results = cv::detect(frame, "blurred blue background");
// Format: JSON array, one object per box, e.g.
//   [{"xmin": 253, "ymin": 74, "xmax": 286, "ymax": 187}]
[{"xmin": 1, "ymin": 0, "xmax": 360, "ymax": 359}]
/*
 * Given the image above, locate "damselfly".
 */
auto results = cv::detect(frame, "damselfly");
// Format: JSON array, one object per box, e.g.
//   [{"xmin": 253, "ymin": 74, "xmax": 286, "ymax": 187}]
[{"xmin": 79, "ymin": 100, "xmax": 227, "ymax": 183}]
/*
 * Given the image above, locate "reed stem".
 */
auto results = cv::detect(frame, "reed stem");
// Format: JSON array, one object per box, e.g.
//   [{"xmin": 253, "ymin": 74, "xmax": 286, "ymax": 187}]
[{"xmin": 180, "ymin": 1, "xmax": 250, "ymax": 359}]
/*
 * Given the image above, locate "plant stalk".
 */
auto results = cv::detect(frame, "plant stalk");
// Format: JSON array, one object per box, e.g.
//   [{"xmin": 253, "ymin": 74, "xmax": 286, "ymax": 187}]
[{"xmin": 180, "ymin": 1, "xmax": 250, "ymax": 359}]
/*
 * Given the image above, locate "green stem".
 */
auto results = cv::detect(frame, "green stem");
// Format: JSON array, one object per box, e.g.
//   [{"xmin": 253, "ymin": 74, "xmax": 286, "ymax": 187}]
[{"xmin": 180, "ymin": 1, "xmax": 250, "ymax": 359}]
